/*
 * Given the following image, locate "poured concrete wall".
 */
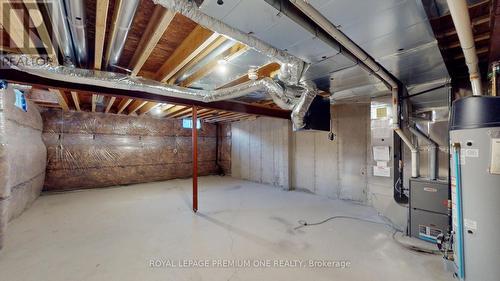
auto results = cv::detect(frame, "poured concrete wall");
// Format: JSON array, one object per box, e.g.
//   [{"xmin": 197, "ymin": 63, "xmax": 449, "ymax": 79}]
[
  {"xmin": 291, "ymin": 104, "xmax": 369, "ymax": 201},
  {"xmin": 217, "ymin": 123, "xmax": 231, "ymax": 175},
  {"xmin": 230, "ymin": 102, "xmax": 407, "ymax": 228},
  {"xmin": 231, "ymin": 117, "xmax": 291, "ymax": 189},
  {"xmin": 0, "ymin": 85, "xmax": 46, "ymax": 249},
  {"xmin": 42, "ymin": 110, "xmax": 218, "ymax": 191}
]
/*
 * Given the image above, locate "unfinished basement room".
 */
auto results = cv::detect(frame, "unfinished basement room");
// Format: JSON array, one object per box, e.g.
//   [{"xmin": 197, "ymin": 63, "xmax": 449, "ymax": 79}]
[{"xmin": 1, "ymin": 0, "xmax": 500, "ymax": 280}]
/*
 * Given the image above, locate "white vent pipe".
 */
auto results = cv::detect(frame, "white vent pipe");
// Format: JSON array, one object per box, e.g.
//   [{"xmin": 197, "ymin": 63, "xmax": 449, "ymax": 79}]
[
  {"xmin": 409, "ymin": 126, "xmax": 438, "ymax": 180},
  {"xmin": 446, "ymin": 0, "xmax": 482, "ymax": 95},
  {"xmin": 290, "ymin": 0, "xmax": 419, "ymax": 177}
]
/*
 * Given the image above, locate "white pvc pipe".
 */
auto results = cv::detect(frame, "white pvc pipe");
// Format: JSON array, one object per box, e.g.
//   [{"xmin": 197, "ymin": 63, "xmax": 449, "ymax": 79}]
[
  {"xmin": 446, "ymin": 0, "xmax": 482, "ymax": 95},
  {"xmin": 290, "ymin": 0, "xmax": 420, "ymax": 178},
  {"xmin": 409, "ymin": 127, "xmax": 438, "ymax": 180}
]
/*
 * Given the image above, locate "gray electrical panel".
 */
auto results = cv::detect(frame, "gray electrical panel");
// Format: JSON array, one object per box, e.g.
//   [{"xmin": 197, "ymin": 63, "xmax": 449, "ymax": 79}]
[{"xmin": 409, "ymin": 178, "xmax": 450, "ymax": 243}]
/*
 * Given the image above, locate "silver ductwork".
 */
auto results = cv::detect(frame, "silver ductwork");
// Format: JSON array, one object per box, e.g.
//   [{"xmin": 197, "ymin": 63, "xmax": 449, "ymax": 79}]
[
  {"xmin": 7, "ymin": 62, "xmax": 316, "ymax": 127},
  {"xmin": 409, "ymin": 126, "xmax": 438, "ymax": 181},
  {"xmin": 104, "ymin": 0, "xmax": 140, "ymax": 70},
  {"xmin": 152, "ymin": 0, "xmax": 306, "ymax": 85},
  {"xmin": 64, "ymin": 0, "xmax": 88, "ymax": 67},
  {"xmin": 44, "ymin": 0, "xmax": 75, "ymax": 66}
]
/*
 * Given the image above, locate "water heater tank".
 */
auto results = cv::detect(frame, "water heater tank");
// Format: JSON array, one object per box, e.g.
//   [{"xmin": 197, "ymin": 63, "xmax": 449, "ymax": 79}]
[{"xmin": 450, "ymin": 96, "xmax": 500, "ymax": 281}]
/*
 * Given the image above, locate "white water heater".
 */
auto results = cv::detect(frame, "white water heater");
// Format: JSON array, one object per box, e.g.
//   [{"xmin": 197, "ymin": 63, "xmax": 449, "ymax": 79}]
[{"xmin": 449, "ymin": 96, "xmax": 500, "ymax": 281}]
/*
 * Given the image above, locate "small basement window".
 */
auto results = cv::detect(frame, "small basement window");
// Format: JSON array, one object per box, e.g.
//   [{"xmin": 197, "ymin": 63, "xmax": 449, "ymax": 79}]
[
  {"xmin": 182, "ymin": 118, "xmax": 201, "ymax": 129},
  {"xmin": 14, "ymin": 88, "xmax": 28, "ymax": 112}
]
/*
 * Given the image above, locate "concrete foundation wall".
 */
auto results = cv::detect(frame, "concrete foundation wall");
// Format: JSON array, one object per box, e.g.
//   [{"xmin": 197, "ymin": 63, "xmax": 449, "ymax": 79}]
[
  {"xmin": 292, "ymin": 104, "xmax": 369, "ymax": 201},
  {"xmin": 217, "ymin": 123, "xmax": 231, "ymax": 175},
  {"xmin": 231, "ymin": 117, "xmax": 291, "ymax": 189},
  {"xmin": 0, "ymin": 85, "xmax": 47, "ymax": 249},
  {"xmin": 42, "ymin": 110, "xmax": 219, "ymax": 191},
  {"xmin": 230, "ymin": 102, "xmax": 407, "ymax": 228}
]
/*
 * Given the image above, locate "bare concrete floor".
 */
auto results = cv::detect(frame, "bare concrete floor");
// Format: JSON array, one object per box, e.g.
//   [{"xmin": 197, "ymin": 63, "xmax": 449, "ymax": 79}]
[{"xmin": 0, "ymin": 176, "xmax": 452, "ymax": 281}]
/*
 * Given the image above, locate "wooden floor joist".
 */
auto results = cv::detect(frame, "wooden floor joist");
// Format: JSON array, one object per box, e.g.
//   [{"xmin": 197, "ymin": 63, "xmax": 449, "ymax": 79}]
[
  {"xmin": 155, "ymin": 25, "xmax": 219, "ymax": 83},
  {"xmin": 117, "ymin": 98, "xmax": 133, "ymax": 114},
  {"xmin": 71, "ymin": 92, "xmax": 81, "ymax": 111},
  {"xmin": 94, "ymin": 0, "xmax": 110, "ymax": 69},
  {"xmin": 180, "ymin": 43, "xmax": 249, "ymax": 87},
  {"xmin": 49, "ymin": 89, "xmax": 69, "ymax": 111},
  {"xmin": 129, "ymin": 6, "xmax": 176, "ymax": 76},
  {"xmin": 217, "ymin": 62, "xmax": 281, "ymax": 89}
]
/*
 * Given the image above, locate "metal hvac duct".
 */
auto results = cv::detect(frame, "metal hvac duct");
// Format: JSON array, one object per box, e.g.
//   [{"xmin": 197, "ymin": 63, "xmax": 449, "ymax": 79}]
[
  {"xmin": 44, "ymin": 0, "xmax": 76, "ymax": 66},
  {"xmin": 63, "ymin": 0, "xmax": 88, "ymax": 67},
  {"xmin": 409, "ymin": 126, "xmax": 438, "ymax": 180},
  {"xmin": 104, "ymin": 0, "xmax": 140, "ymax": 70},
  {"xmin": 152, "ymin": 0, "xmax": 307, "ymax": 85}
]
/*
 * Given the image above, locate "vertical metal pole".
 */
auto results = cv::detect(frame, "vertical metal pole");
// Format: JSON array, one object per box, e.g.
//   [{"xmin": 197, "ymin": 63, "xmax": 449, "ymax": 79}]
[{"xmin": 192, "ymin": 106, "xmax": 198, "ymax": 212}]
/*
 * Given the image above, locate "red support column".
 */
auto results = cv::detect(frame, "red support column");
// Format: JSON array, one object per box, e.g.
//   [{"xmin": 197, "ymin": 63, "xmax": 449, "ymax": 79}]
[{"xmin": 192, "ymin": 106, "xmax": 198, "ymax": 212}]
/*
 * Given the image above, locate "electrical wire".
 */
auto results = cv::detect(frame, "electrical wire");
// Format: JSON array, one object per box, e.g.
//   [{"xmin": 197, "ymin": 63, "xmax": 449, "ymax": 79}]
[{"xmin": 295, "ymin": 215, "xmax": 441, "ymax": 255}]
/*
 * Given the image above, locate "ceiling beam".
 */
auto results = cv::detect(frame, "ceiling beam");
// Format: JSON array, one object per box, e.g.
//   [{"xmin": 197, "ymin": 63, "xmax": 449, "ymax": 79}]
[
  {"xmin": 127, "ymin": 100, "xmax": 148, "ymax": 115},
  {"xmin": 116, "ymin": 98, "xmax": 133, "ymax": 114},
  {"xmin": 49, "ymin": 88, "xmax": 69, "ymax": 111},
  {"xmin": 105, "ymin": 96, "xmax": 116, "ymax": 113},
  {"xmin": 167, "ymin": 35, "xmax": 229, "ymax": 84},
  {"xmin": 180, "ymin": 43, "xmax": 249, "ymax": 87},
  {"xmin": 217, "ymin": 62, "xmax": 281, "ymax": 89},
  {"xmin": 129, "ymin": 6, "xmax": 175, "ymax": 76},
  {"xmin": 1, "ymin": 69, "xmax": 291, "ymax": 119},
  {"xmin": 155, "ymin": 25, "xmax": 219, "ymax": 83},
  {"xmin": 94, "ymin": 0, "xmax": 110, "ymax": 69},
  {"xmin": 71, "ymin": 91, "xmax": 81, "ymax": 111}
]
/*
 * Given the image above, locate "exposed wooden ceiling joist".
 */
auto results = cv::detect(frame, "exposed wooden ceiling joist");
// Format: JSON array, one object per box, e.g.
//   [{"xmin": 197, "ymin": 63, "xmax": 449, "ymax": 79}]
[
  {"xmin": 155, "ymin": 25, "xmax": 219, "ymax": 83},
  {"xmin": 105, "ymin": 96, "xmax": 116, "ymax": 113},
  {"xmin": 162, "ymin": 105, "xmax": 188, "ymax": 118},
  {"xmin": 71, "ymin": 91, "xmax": 81, "ymax": 111},
  {"xmin": 167, "ymin": 35, "xmax": 229, "ymax": 84},
  {"xmin": 129, "ymin": 6, "xmax": 176, "ymax": 76},
  {"xmin": 116, "ymin": 98, "xmax": 133, "ymax": 114},
  {"xmin": 127, "ymin": 99, "xmax": 148, "ymax": 115},
  {"xmin": 138, "ymin": 102, "xmax": 160, "ymax": 116},
  {"xmin": 91, "ymin": 94, "xmax": 98, "ymax": 112},
  {"xmin": 217, "ymin": 62, "xmax": 281, "ymax": 89},
  {"xmin": 49, "ymin": 89, "xmax": 69, "ymax": 111},
  {"xmin": 94, "ymin": 0, "xmax": 110, "ymax": 69},
  {"xmin": 180, "ymin": 43, "xmax": 248, "ymax": 87}
]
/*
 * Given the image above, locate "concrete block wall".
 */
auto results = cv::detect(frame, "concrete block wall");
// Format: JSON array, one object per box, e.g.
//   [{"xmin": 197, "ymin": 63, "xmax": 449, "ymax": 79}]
[
  {"xmin": 231, "ymin": 117, "xmax": 291, "ymax": 189},
  {"xmin": 0, "ymin": 85, "xmax": 47, "ymax": 249},
  {"xmin": 41, "ymin": 110, "xmax": 219, "ymax": 191}
]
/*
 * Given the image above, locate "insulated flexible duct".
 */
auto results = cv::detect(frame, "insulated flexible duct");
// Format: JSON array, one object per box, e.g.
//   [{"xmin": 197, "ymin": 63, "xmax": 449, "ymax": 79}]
[
  {"xmin": 152, "ymin": 0, "xmax": 306, "ymax": 85},
  {"xmin": 5, "ymin": 60, "xmax": 317, "ymax": 129}
]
